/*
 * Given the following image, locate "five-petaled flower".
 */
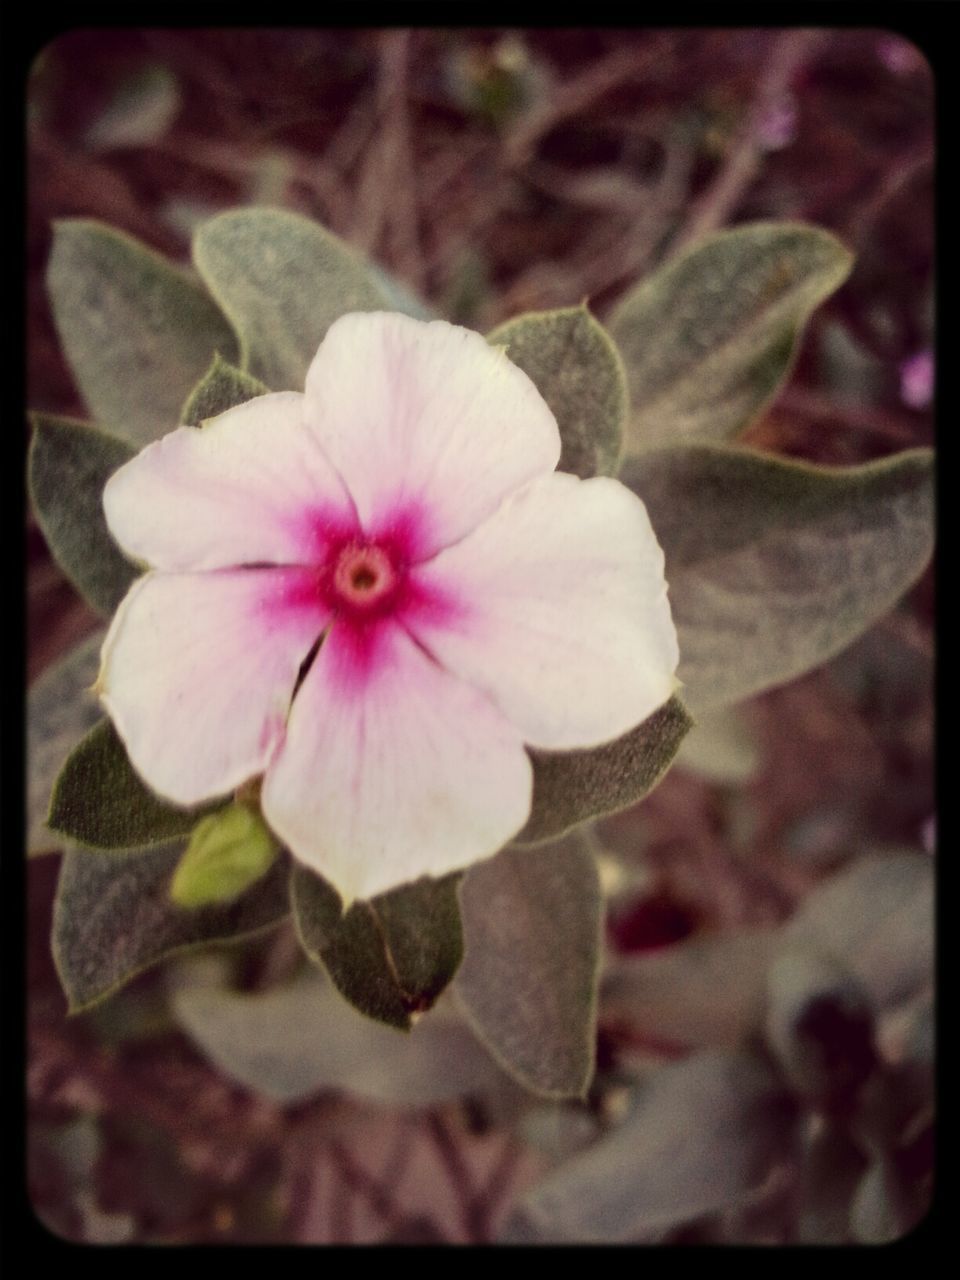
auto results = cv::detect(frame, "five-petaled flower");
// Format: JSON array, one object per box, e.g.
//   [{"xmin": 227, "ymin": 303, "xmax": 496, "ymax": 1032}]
[{"xmin": 99, "ymin": 312, "xmax": 679, "ymax": 903}]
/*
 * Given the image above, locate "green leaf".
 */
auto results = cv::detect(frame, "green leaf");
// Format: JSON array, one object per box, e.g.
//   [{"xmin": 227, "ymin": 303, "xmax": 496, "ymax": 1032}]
[
  {"xmin": 784, "ymin": 853, "xmax": 933, "ymax": 1009},
  {"xmin": 28, "ymin": 414, "xmax": 137, "ymax": 616},
  {"xmin": 487, "ymin": 305, "xmax": 626, "ymax": 478},
  {"xmin": 454, "ymin": 835, "xmax": 602, "ymax": 1098},
  {"xmin": 48, "ymin": 719, "xmax": 223, "ymax": 852},
  {"xmin": 46, "ymin": 219, "xmax": 239, "ymax": 445},
  {"xmin": 608, "ymin": 222, "xmax": 853, "ymax": 449},
  {"xmin": 850, "ymin": 1158, "xmax": 925, "ymax": 1244},
  {"xmin": 192, "ymin": 207, "xmax": 393, "ymax": 391},
  {"xmin": 674, "ymin": 705, "xmax": 759, "ymax": 784},
  {"xmin": 170, "ymin": 804, "xmax": 279, "ymax": 908},
  {"xmin": 53, "ymin": 841, "xmax": 290, "ymax": 1011},
  {"xmin": 180, "ymin": 353, "xmax": 270, "ymax": 426},
  {"xmin": 516, "ymin": 695, "xmax": 693, "ymax": 844},
  {"xmin": 85, "ymin": 64, "xmax": 181, "ymax": 151},
  {"xmin": 623, "ymin": 444, "xmax": 934, "ymax": 713},
  {"xmin": 502, "ymin": 1049, "xmax": 794, "ymax": 1242},
  {"xmin": 290, "ymin": 867, "xmax": 463, "ymax": 1031},
  {"xmin": 366, "ymin": 261, "xmax": 436, "ymax": 321},
  {"xmin": 27, "ymin": 630, "xmax": 105, "ymax": 855},
  {"xmin": 603, "ymin": 930, "xmax": 778, "ymax": 1051},
  {"xmin": 170, "ymin": 966, "xmax": 508, "ymax": 1107}
]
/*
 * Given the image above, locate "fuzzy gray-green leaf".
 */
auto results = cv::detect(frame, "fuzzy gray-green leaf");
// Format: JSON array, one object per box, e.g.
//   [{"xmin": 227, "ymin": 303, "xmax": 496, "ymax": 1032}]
[
  {"xmin": 516, "ymin": 695, "xmax": 692, "ymax": 844},
  {"xmin": 502, "ymin": 1049, "xmax": 793, "ymax": 1242},
  {"xmin": 47, "ymin": 219, "xmax": 238, "ymax": 444},
  {"xmin": 290, "ymin": 867, "xmax": 463, "ymax": 1031},
  {"xmin": 487, "ymin": 305, "xmax": 626, "ymax": 478},
  {"xmin": 28, "ymin": 630, "xmax": 105, "ymax": 856},
  {"xmin": 180, "ymin": 353, "xmax": 270, "ymax": 426},
  {"xmin": 49, "ymin": 719, "xmax": 224, "ymax": 852},
  {"xmin": 608, "ymin": 222, "xmax": 853, "ymax": 449},
  {"xmin": 623, "ymin": 444, "xmax": 934, "ymax": 713},
  {"xmin": 454, "ymin": 836, "xmax": 602, "ymax": 1098},
  {"xmin": 784, "ymin": 853, "xmax": 933, "ymax": 1009},
  {"xmin": 28, "ymin": 415, "xmax": 137, "ymax": 616},
  {"xmin": 53, "ymin": 841, "xmax": 290, "ymax": 1011},
  {"xmin": 171, "ymin": 966, "xmax": 507, "ymax": 1107},
  {"xmin": 192, "ymin": 207, "xmax": 392, "ymax": 391}
]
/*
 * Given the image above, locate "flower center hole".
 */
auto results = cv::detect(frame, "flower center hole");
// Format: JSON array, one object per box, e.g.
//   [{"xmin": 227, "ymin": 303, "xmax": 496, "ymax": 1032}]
[{"xmin": 334, "ymin": 542, "xmax": 396, "ymax": 607}]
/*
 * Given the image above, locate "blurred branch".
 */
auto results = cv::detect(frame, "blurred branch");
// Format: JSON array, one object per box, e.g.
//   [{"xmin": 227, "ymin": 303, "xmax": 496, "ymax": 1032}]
[
  {"xmin": 504, "ymin": 39, "xmax": 674, "ymax": 166},
  {"xmin": 773, "ymin": 387, "xmax": 921, "ymax": 445},
  {"xmin": 668, "ymin": 29, "xmax": 825, "ymax": 254},
  {"xmin": 353, "ymin": 29, "xmax": 424, "ymax": 291},
  {"xmin": 425, "ymin": 1113, "xmax": 485, "ymax": 1242},
  {"xmin": 846, "ymin": 144, "xmax": 934, "ymax": 243}
]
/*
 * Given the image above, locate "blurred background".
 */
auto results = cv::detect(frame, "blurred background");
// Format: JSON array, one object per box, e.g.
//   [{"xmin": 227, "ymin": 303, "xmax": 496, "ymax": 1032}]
[{"xmin": 27, "ymin": 27, "xmax": 934, "ymax": 1244}]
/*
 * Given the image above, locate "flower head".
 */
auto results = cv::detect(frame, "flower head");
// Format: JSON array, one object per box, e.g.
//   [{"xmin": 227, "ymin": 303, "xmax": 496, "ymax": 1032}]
[{"xmin": 99, "ymin": 312, "xmax": 678, "ymax": 902}]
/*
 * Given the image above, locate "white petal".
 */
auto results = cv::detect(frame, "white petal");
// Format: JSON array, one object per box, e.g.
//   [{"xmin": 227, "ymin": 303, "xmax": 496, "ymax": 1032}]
[
  {"xmin": 405, "ymin": 472, "xmax": 679, "ymax": 750},
  {"xmin": 302, "ymin": 312, "xmax": 560, "ymax": 559},
  {"xmin": 261, "ymin": 618, "xmax": 532, "ymax": 903},
  {"xmin": 104, "ymin": 392, "xmax": 357, "ymax": 571},
  {"xmin": 99, "ymin": 568, "xmax": 331, "ymax": 804}
]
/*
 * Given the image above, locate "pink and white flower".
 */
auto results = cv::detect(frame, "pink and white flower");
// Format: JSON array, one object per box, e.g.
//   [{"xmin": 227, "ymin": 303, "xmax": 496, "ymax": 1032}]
[{"xmin": 99, "ymin": 312, "xmax": 679, "ymax": 903}]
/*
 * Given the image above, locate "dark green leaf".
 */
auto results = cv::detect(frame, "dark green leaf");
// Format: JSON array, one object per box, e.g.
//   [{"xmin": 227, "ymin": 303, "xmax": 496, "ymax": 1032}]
[
  {"xmin": 487, "ymin": 305, "xmax": 626, "ymax": 478},
  {"xmin": 516, "ymin": 695, "xmax": 692, "ymax": 844},
  {"xmin": 454, "ymin": 836, "xmax": 602, "ymax": 1098},
  {"xmin": 28, "ymin": 414, "xmax": 137, "ymax": 616},
  {"xmin": 192, "ymin": 207, "xmax": 392, "ymax": 391},
  {"xmin": 47, "ymin": 219, "xmax": 238, "ymax": 444},
  {"xmin": 49, "ymin": 719, "xmax": 223, "ymax": 852},
  {"xmin": 28, "ymin": 630, "xmax": 105, "ymax": 856},
  {"xmin": 180, "ymin": 353, "xmax": 270, "ymax": 426},
  {"xmin": 608, "ymin": 222, "xmax": 853, "ymax": 448},
  {"xmin": 785, "ymin": 853, "xmax": 933, "ymax": 1009},
  {"xmin": 502, "ymin": 1049, "xmax": 794, "ymax": 1242},
  {"xmin": 623, "ymin": 444, "xmax": 934, "ymax": 712},
  {"xmin": 171, "ymin": 966, "xmax": 507, "ymax": 1106},
  {"xmin": 290, "ymin": 866, "xmax": 463, "ymax": 1031},
  {"xmin": 603, "ymin": 929, "xmax": 778, "ymax": 1051},
  {"xmin": 170, "ymin": 804, "xmax": 279, "ymax": 908},
  {"xmin": 53, "ymin": 841, "xmax": 290, "ymax": 1011}
]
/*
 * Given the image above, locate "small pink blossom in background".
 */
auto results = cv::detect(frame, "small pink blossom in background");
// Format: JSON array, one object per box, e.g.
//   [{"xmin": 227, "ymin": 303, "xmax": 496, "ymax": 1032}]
[
  {"xmin": 921, "ymin": 814, "xmax": 935, "ymax": 855},
  {"xmin": 99, "ymin": 312, "xmax": 678, "ymax": 903},
  {"xmin": 875, "ymin": 35, "xmax": 927, "ymax": 76},
  {"xmin": 899, "ymin": 349, "xmax": 934, "ymax": 410},
  {"xmin": 756, "ymin": 93, "xmax": 798, "ymax": 152}
]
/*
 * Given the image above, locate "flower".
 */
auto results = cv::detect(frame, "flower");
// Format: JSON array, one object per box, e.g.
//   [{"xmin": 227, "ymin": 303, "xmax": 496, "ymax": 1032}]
[{"xmin": 99, "ymin": 312, "xmax": 679, "ymax": 903}]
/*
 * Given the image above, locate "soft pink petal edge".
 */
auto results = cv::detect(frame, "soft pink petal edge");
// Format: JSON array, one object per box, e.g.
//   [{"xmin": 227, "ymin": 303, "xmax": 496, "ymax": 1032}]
[
  {"xmin": 302, "ymin": 311, "xmax": 561, "ymax": 559},
  {"xmin": 404, "ymin": 471, "xmax": 680, "ymax": 751},
  {"xmin": 103, "ymin": 392, "xmax": 357, "ymax": 572},
  {"xmin": 98, "ymin": 568, "xmax": 331, "ymax": 805},
  {"xmin": 261, "ymin": 618, "xmax": 533, "ymax": 904}
]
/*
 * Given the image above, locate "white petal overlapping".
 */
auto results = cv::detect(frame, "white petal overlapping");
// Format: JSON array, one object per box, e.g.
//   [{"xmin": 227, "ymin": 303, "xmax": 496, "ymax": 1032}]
[
  {"xmin": 302, "ymin": 312, "xmax": 561, "ymax": 559},
  {"xmin": 406, "ymin": 471, "xmax": 679, "ymax": 750},
  {"xmin": 261, "ymin": 620, "xmax": 533, "ymax": 904},
  {"xmin": 99, "ymin": 568, "xmax": 330, "ymax": 805},
  {"xmin": 104, "ymin": 392, "xmax": 356, "ymax": 572}
]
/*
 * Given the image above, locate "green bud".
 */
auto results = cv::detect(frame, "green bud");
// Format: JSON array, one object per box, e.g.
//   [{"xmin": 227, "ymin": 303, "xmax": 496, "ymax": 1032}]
[{"xmin": 171, "ymin": 803, "xmax": 278, "ymax": 909}]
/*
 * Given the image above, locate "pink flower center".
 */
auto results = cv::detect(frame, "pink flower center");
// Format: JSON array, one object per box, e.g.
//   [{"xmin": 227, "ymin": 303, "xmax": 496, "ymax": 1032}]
[{"xmin": 331, "ymin": 541, "xmax": 398, "ymax": 612}]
